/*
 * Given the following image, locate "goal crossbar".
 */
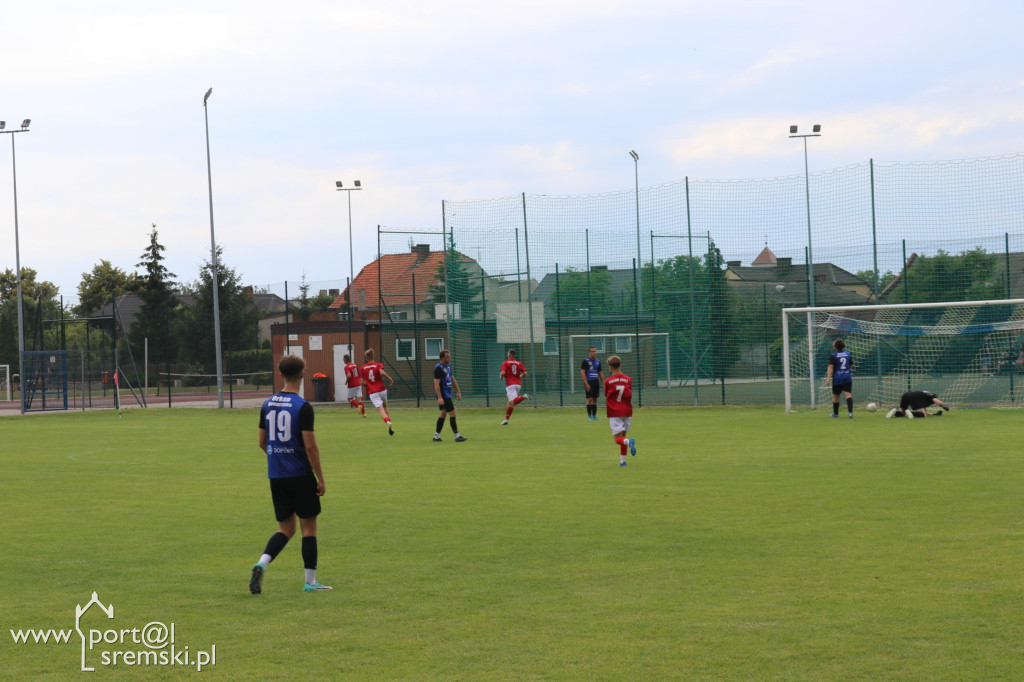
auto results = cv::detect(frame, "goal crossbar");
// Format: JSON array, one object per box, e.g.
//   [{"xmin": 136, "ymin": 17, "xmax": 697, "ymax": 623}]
[{"xmin": 782, "ymin": 298, "xmax": 1024, "ymax": 413}]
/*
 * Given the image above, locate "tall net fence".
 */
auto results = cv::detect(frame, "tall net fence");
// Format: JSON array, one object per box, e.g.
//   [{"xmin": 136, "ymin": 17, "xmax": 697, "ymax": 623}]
[{"xmin": 433, "ymin": 154, "xmax": 1024, "ymax": 407}]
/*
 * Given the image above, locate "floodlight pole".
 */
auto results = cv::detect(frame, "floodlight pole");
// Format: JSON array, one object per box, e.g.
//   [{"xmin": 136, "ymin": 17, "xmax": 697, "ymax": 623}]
[
  {"xmin": 203, "ymin": 88, "xmax": 225, "ymax": 408},
  {"xmin": 2, "ymin": 119, "xmax": 30, "ymax": 413},
  {"xmin": 629, "ymin": 150, "xmax": 642, "ymax": 312},
  {"xmin": 335, "ymin": 180, "xmax": 363, "ymax": 318},
  {"xmin": 788, "ymin": 125, "xmax": 821, "ymax": 308}
]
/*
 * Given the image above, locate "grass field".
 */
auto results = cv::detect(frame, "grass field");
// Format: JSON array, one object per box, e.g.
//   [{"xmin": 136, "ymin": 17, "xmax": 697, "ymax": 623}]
[{"xmin": 3, "ymin": 404, "xmax": 1023, "ymax": 680}]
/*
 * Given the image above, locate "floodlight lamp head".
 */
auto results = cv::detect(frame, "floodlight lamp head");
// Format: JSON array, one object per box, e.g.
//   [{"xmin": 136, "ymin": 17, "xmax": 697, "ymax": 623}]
[
  {"xmin": 789, "ymin": 125, "xmax": 798, "ymax": 134},
  {"xmin": 21, "ymin": 119, "xmax": 30, "ymax": 129},
  {"xmin": 203, "ymin": 88, "xmax": 213, "ymax": 103},
  {"xmin": 776, "ymin": 284, "xmax": 785, "ymax": 292},
  {"xmin": 0, "ymin": 121, "xmax": 5, "ymax": 130},
  {"xmin": 354, "ymin": 180, "xmax": 361, "ymax": 188},
  {"xmin": 812, "ymin": 124, "xmax": 821, "ymax": 133},
  {"xmin": 629, "ymin": 150, "xmax": 639, "ymax": 161},
  {"xmin": 335, "ymin": 181, "xmax": 344, "ymax": 188}
]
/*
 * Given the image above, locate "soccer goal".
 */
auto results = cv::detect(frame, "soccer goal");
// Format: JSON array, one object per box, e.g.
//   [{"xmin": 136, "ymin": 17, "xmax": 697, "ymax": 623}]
[
  {"xmin": 0, "ymin": 364, "xmax": 9, "ymax": 402},
  {"xmin": 567, "ymin": 333, "xmax": 670, "ymax": 396},
  {"xmin": 782, "ymin": 298, "xmax": 1024, "ymax": 412}
]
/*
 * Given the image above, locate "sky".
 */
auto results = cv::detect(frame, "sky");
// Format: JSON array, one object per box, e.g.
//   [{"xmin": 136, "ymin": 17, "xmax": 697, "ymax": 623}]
[{"xmin": 2, "ymin": 0, "xmax": 1023, "ymax": 303}]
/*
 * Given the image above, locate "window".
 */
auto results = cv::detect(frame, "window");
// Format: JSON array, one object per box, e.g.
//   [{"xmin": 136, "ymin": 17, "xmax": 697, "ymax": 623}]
[
  {"xmin": 614, "ymin": 336, "xmax": 632, "ymax": 353},
  {"xmin": 590, "ymin": 337, "xmax": 606, "ymax": 353},
  {"xmin": 389, "ymin": 311, "xmax": 408, "ymax": 320},
  {"xmin": 543, "ymin": 335, "xmax": 560, "ymax": 356},
  {"xmin": 425, "ymin": 338, "xmax": 444, "ymax": 359},
  {"xmin": 395, "ymin": 338, "xmax": 414, "ymax": 361}
]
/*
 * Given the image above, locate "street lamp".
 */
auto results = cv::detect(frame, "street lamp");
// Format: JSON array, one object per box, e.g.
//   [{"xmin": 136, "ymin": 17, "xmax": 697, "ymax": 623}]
[
  {"xmin": 788, "ymin": 124, "xmax": 821, "ymax": 308},
  {"xmin": 203, "ymin": 88, "xmax": 225, "ymax": 408},
  {"xmin": 628, "ymin": 150, "xmax": 642, "ymax": 312},
  {"xmin": 1, "ymin": 117, "xmax": 30, "ymax": 413},
  {"xmin": 335, "ymin": 180, "xmax": 363, "ymax": 317}
]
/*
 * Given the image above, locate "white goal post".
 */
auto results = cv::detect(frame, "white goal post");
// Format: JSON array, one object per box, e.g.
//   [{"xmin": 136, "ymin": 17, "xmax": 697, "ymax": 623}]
[
  {"xmin": 782, "ymin": 297, "xmax": 1024, "ymax": 413},
  {"xmin": 0, "ymin": 364, "xmax": 9, "ymax": 402},
  {"xmin": 568, "ymin": 333, "xmax": 670, "ymax": 393}
]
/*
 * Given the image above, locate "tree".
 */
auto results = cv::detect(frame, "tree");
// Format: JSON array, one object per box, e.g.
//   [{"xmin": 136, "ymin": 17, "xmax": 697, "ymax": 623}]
[
  {"xmin": 0, "ymin": 267, "xmax": 61, "ymax": 364},
  {"xmin": 550, "ymin": 267, "xmax": 615, "ymax": 316},
  {"xmin": 75, "ymin": 260, "xmax": 141, "ymax": 317},
  {"xmin": 295, "ymin": 273, "xmax": 337, "ymax": 321},
  {"xmin": 130, "ymin": 226, "xmax": 179, "ymax": 367},
  {"xmin": 177, "ymin": 245, "xmax": 259, "ymax": 365},
  {"xmin": 885, "ymin": 248, "xmax": 1000, "ymax": 304},
  {"xmin": 424, "ymin": 237, "xmax": 483, "ymax": 319}
]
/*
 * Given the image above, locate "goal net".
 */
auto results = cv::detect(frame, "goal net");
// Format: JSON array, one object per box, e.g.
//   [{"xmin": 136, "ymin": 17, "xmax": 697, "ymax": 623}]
[
  {"xmin": 567, "ymin": 333, "xmax": 670, "ymax": 405},
  {"xmin": 782, "ymin": 298, "xmax": 1024, "ymax": 412}
]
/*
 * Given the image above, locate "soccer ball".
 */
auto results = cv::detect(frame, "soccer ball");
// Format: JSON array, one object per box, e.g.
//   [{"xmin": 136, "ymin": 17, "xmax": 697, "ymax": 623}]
[{"xmin": 866, "ymin": 402, "xmax": 877, "ymax": 412}]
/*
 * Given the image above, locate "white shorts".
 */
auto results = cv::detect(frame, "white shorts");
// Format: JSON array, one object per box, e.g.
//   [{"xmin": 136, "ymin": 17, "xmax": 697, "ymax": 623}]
[
  {"xmin": 505, "ymin": 384, "xmax": 522, "ymax": 401},
  {"xmin": 609, "ymin": 416, "xmax": 631, "ymax": 435},
  {"xmin": 347, "ymin": 385, "xmax": 363, "ymax": 401},
  {"xmin": 369, "ymin": 390, "xmax": 388, "ymax": 408}
]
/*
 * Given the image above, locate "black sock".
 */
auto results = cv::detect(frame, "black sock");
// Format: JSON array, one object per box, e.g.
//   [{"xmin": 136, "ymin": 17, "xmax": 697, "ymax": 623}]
[
  {"xmin": 301, "ymin": 536, "xmax": 317, "ymax": 570},
  {"xmin": 435, "ymin": 417, "xmax": 445, "ymax": 433},
  {"xmin": 449, "ymin": 416, "xmax": 458, "ymax": 434},
  {"xmin": 846, "ymin": 397, "xmax": 853, "ymax": 413},
  {"xmin": 833, "ymin": 402, "xmax": 839, "ymax": 415},
  {"xmin": 587, "ymin": 404, "xmax": 595, "ymax": 417},
  {"xmin": 263, "ymin": 531, "xmax": 289, "ymax": 561}
]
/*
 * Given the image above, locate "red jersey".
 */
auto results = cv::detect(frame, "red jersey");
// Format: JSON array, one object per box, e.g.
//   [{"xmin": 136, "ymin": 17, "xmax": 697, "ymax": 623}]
[
  {"xmin": 604, "ymin": 373, "xmax": 633, "ymax": 418},
  {"xmin": 500, "ymin": 359, "xmax": 526, "ymax": 386},
  {"xmin": 361, "ymin": 362, "xmax": 386, "ymax": 394},
  {"xmin": 344, "ymin": 362, "xmax": 361, "ymax": 388}
]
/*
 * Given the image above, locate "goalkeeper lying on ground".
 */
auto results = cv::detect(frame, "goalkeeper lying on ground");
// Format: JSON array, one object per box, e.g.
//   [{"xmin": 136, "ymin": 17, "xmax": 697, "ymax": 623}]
[{"xmin": 886, "ymin": 390, "xmax": 950, "ymax": 418}]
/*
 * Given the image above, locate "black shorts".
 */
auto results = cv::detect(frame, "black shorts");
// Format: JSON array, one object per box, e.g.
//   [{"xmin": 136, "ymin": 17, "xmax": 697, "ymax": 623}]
[
  {"xmin": 832, "ymin": 381, "xmax": 852, "ymax": 396},
  {"xmin": 438, "ymin": 396, "xmax": 455, "ymax": 412},
  {"xmin": 269, "ymin": 474, "xmax": 321, "ymax": 521},
  {"xmin": 586, "ymin": 379, "xmax": 601, "ymax": 399}
]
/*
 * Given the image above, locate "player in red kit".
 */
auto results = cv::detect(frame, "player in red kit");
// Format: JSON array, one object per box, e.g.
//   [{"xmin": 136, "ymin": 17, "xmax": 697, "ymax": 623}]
[
  {"xmin": 343, "ymin": 354, "xmax": 366, "ymax": 417},
  {"xmin": 361, "ymin": 348, "xmax": 396, "ymax": 435},
  {"xmin": 604, "ymin": 355, "xmax": 637, "ymax": 466},
  {"xmin": 499, "ymin": 349, "xmax": 529, "ymax": 425}
]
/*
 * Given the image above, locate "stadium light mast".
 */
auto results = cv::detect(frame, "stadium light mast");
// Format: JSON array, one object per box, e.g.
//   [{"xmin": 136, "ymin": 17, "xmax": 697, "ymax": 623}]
[
  {"xmin": 2, "ymin": 118, "xmax": 30, "ymax": 414},
  {"xmin": 629, "ymin": 150, "xmax": 642, "ymax": 312},
  {"xmin": 789, "ymin": 124, "xmax": 821, "ymax": 308},
  {"xmin": 203, "ymin": 88, "xmax": 225, "ymax": 408},
  {"xmin": 335, "ymin": 180, "xmax": 363, "ymax": 317}
]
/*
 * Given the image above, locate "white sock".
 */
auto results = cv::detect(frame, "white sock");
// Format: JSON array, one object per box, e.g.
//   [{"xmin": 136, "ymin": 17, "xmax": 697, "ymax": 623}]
[
  {"xmin": 434, "ymin": 432, "xmax": 440, "ymax": 437},
  {"xmin": 259, "ymin": 554, "xmax": 272, "ymax": 566},
  {"xmin": 305, "ymin": 568, "xmax": 316, "ymax": 585},
  {"xmin": 620, "ymin": 454, "xmax": 627, "ymax": 463}
]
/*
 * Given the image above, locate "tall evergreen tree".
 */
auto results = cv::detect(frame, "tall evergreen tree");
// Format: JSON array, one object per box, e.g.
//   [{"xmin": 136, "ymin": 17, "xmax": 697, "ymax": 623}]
[
  {"xmin": 130, "ymin": 225, "xmax": 178, "ymax": 366},
  {"xmin": 425, "ymin": 237, "xmax": 483, "ymax": 319}
]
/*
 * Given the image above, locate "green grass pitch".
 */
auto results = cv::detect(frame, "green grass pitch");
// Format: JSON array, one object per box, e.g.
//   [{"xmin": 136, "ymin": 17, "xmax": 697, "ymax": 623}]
[{"xmin": 3, "ymin": 405, "xmax": 1023, "ymax": 680}]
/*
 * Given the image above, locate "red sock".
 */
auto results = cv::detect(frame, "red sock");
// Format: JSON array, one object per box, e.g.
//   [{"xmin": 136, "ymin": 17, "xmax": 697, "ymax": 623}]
[
  {"xmin": 505, "ymin": 406, "xmax": 513, "ymax": 418},
  {"xmin": 349, "ymin": 399, "xmax": 357, "ymax": 407},
  {"xmin": 619, "ymin": 443, "xmax": 628, "ymax": 455},
  {"xmin": 513, "ymin": 395, "xmax": 526, "ymax": 405}
]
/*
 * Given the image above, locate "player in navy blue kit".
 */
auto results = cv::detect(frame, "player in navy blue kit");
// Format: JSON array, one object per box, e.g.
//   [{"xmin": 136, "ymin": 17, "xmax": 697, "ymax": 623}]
[
  {"xmin": 825, "ymin": 338, "xmax": 854, "ymax": 418},
  {"xmin": 580, "ymin": 347, "xmax": 605, "ymax": 420},
  {"xmin": 250, "ymin": 355, "xmax": 331, "ymax": 594},
  {"xmin": 433, "ymin": 350, "xmax": 467, "ymax": 442}
]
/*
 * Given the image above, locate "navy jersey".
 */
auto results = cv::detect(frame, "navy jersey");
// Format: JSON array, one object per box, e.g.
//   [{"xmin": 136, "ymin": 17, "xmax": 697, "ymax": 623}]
[
  {"xmin": 581, "ymin": 357, "xmax": 602, "ymax": 381},
  {"xmin": 829, "ymin": 350, "xmax": 852, "ymax": 384},
  {"xmin": 434, "ymin": 362, "xmax": 453, "ymax": 398},
  {"xmin": 259, "ymin": 392, "xmax": 315, "ymax": 479}
]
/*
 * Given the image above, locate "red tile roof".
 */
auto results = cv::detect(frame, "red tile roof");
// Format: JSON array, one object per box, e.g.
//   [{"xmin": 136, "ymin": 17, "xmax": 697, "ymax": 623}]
[{"xmin": 329, "ymin": 250, "xmax": 475, "ymax": 310}]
